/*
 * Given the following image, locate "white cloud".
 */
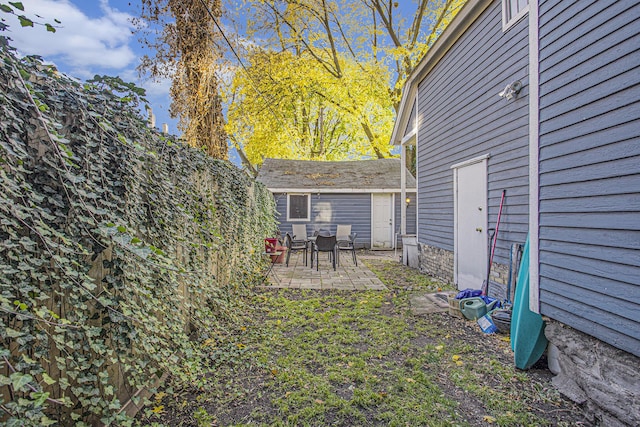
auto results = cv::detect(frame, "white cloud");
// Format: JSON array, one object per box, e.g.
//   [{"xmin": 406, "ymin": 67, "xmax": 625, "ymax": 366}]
[
  {"xmin": 117, "ymin": 67, "xmax": 171, "ymax": 98},
  {"xmin": 3, "ymin": 0, "xmax": 178, "ymax": 133},
  {"xmin": 4, "ymin": 0, "xmax": 137, "ymax": 78},
  {"xmin": 141, "ymin": 76, "xmax": 173, "ymax": 98}
]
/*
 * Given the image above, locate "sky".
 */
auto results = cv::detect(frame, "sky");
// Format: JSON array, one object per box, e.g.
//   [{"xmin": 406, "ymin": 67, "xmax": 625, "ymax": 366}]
[
  {"xmin": 3, "ymin": 0, "xmax": 181, "ymax": 149},
  {"xmin": 3, "ymin": 0, "xmax": 422, "ymax": 164}
]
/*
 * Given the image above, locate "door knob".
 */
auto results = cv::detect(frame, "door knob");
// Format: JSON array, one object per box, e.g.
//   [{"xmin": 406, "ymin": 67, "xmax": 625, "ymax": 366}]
[{"xmin": 476, "ymin": 227, "xmax": 482, "ymax": 232}]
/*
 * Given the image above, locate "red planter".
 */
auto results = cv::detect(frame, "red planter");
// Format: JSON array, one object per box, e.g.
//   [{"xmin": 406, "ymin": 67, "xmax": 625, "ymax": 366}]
[{"xmin": 264, "ymin": 238, "xmax": 278, "ymax": 253}]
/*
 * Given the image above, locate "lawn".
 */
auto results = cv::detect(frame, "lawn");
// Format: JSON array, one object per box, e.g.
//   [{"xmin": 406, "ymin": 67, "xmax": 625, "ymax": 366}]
[{"xmin": 138, "ymin": 258, "xmax": 590, "ymax": 426}]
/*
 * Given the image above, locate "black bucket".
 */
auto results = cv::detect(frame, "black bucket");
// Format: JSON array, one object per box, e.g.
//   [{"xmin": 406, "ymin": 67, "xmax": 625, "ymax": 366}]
[{"xmin": 491, "ymin": 309, "xmax": 512, "ymax": 334}]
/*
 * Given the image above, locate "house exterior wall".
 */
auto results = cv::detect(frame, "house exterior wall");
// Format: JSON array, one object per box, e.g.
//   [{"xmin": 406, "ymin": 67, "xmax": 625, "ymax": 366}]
[
  {"xmin": 274, "ymin": 192, "xmax": 416, "ymax": 249},
  {"xmin": 537, "ymin": 0, "xmax": 640, "ymax": 358},
  {"xmin": 536, "ymin": 2, "xmax": 640, "ymax": 425},
  {"xmin": 394, "ymin": 195, "xmax": 418, "ymax": 247},
  {"xmin": 416, "ymin": 0, "xmax": 529, "ymax": 282},
  {"xmin": 404, "ymin": 103, "xmax": 416, "ymax": 137}
]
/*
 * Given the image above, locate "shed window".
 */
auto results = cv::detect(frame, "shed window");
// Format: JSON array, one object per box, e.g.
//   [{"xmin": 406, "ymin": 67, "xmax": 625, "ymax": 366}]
[
  {"xmin": 502, "ymin": 0, "xmax": 528, "ymax": 31},
  {"xmin": 287, "ymin": 194, "xmax": 310, "ymax": 221}
]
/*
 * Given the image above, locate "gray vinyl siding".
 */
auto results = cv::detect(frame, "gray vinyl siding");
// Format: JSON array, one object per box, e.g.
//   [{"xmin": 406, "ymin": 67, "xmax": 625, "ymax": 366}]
[
  {"xmin": 394, "ymin": 192, "xmax": 418, "ymax": 246},
  {"xmin": 274, "ymin": 192, "xmax": 417, "ymax": 249},
  {"xmin": 538, "ymin": 0, "xmax": 640, "ymax": 356},
  {"xmin": 416, "ymin": 0, "xmax": 529, "ymax": 264}
]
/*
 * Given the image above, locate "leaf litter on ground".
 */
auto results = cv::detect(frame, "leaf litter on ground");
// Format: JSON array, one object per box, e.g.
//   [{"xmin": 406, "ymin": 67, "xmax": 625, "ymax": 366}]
[{"xmin": 138, "ymin": 256, "xmax": 592, "ymax": 427}]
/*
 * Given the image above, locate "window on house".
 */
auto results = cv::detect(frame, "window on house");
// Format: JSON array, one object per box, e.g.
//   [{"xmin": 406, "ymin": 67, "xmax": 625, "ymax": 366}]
[
  {"xmin": 287, "ymin": 194, "xmax": 310, "ymax": 221},
  {"xmin": 503, "ymin": 0, "xmax": 529, "ymax": 30}
]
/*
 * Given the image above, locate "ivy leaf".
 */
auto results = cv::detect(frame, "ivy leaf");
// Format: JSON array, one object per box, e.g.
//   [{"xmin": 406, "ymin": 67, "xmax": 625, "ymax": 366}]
[
  {"xmin": 59, "ymin": 377, "xmax": 69, "ymax": 390},
  {"xmin": 17, "ymin": 15, "xmax": 33, "ymax": 27},
  {"xmin": 5, "ymin": 327, "xmax": 23, "ymax": 338},
  {"xmin": 6, "ymin": 418, "xmax": 22, "ymax": 427},
  {"xmin": 39, "ymin": 417, "xmax": 57, "ymax": 427},
  {"xmin": 0, "ymin": 5, "xmax": 13, "ymax": 13},
  {"xmin": 29, "ymin": 391, "xmax": 49, "ymax": 407},
  {"xmin": 10, "ymin": 372, "xmax": 33, "ymax": 392},
  {"xmin": 41, "ymin": 372, "xmax": 56, "ymax": 385},
  {"xmin": 8, "ymin": 2, "xmax": 23, "ymax": 11},
  {"xmin": 45, "ymin": 23, "xmax": 56, "ymax": 33}
]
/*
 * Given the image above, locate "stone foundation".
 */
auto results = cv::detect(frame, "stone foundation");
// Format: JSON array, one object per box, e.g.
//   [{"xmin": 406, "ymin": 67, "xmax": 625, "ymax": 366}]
[
  {"xmin": 488, "ymin": 261, "xmax": 509, "ymax": 285},
  {"xmin": 416, "ymin": 243, "xmax": 513, "ymax": 293},
  {"xmin": 545, "ymin": 320, "xmax": 640, "ymax": 427},
  {"xmin": 486, "ymin": 261, "xmax": 510, "ymax": 299},
  {"xmin": 417, "ymin": 243, "xmax": 454, "ymax": 284}
]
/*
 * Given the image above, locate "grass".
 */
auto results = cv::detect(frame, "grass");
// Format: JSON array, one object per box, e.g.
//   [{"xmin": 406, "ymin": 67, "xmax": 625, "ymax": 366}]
[{"xmin": 139, "ymin": 259, "xmax": 588, "ymax": 427}]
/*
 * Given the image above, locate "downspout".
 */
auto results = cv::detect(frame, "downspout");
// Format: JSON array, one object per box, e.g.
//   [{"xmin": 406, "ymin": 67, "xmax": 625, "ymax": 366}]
[
  {"xmin": 401, "ymin": 143, "xmax": 407, "ymax": 237},
  {"xmin": 529, "ymin": 0, "xmax": 541, "ymax": 312}
]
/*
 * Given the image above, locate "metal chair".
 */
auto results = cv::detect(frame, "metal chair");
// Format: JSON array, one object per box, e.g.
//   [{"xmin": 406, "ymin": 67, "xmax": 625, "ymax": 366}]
[
  {"xmin": 284, "ymin": 232, "xmax": 307, "ymax": 267},
  {"xmin": 337, "ymin": 232, "xmax": 358, "ymax": 266},
  {"xmin": 312, "ymin": 234, "xmax": 337, "ymax": 271}
]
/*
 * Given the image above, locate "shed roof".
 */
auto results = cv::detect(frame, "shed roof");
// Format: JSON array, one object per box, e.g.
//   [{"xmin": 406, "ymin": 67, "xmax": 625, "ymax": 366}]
[{"xmin": 256, "ymin": 158, "xmax": 416, "ymax": 193}]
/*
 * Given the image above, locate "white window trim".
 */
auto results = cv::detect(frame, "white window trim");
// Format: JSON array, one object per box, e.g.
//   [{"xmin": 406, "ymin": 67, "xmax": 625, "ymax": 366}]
[
  {"xmin": 502, "ymin": 1, "xmax": 529, "ymax": 32},
  {"xmin": 286, "ymin": 193, "xmax": 311, "ymax": 222}
]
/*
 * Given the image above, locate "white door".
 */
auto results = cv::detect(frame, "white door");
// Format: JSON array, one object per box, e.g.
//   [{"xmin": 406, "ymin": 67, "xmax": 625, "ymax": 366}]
[
  {"xmin": 371, "ymin": 193, "xmax": 394, "ymax": 249},
  {"xmin": 454, "ymin": 158, "xmax": 488, "ymax": 290}
]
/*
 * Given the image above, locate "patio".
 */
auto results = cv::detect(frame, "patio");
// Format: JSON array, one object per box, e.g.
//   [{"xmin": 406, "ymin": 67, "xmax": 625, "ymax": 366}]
[{"xmin": 263, "ymin": 250, "xmax": 393, "ymax": 290}]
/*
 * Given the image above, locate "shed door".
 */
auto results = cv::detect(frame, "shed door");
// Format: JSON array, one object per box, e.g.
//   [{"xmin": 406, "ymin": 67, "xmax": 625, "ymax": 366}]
[
  {"xmin": 454, "ymin": 159, "xmax": 488, "ymax": 290},
  {"xmin": 371, "ymin": 193, "xmax": 394, "ymax": 249}
]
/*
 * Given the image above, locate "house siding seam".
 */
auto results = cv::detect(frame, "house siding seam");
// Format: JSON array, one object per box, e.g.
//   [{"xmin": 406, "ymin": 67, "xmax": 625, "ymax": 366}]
[
  {"xmin": 416, "ymin": 0, "xmax": 530, "ymax": 266},
  {"xmin": 538, "ymin": 0, "xmax": 640, "ymax": 357}
]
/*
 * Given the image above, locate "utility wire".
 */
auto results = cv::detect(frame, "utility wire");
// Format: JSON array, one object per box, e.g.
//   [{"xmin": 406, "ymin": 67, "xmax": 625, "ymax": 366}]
[{"xmin": 196, "ymin": 0, "xmax": 295, "ymax": 140}]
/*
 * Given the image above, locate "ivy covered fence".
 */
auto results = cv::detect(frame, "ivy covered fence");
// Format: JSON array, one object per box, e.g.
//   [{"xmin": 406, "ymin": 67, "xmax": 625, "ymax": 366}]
[{"xmin": 0, "ymin": 38, "xmax": 276, "ymax": 425}]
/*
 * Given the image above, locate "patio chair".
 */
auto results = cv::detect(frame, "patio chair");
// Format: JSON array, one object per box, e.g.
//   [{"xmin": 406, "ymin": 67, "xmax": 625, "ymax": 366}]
[
  {"xmin": 337, "ymin": 232, "xmax": 358, "ymax": 266},
  {"xmin": 336, "ymin": 224, "xmax": 351, "ymax": 242},
  {"xmin": 312, "ymin": 234, "xmax": 337, "ymax": 271},
  {"xmin": 285, "ymin": 232, "xmax": 308, "ymax": 267},
  {"xmin": 291, "ymin": 224, "xmax": 309, "ymax": 244}
]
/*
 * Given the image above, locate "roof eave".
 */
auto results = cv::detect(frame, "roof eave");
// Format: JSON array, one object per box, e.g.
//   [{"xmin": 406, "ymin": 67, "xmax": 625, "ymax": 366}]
[
  {"xmin": 390, "ymin": 0, "xmax": 494, "ymax": 146},
  {"xmin": 267, "ymin": 188, "xmax": 417, "ymax": 194}
]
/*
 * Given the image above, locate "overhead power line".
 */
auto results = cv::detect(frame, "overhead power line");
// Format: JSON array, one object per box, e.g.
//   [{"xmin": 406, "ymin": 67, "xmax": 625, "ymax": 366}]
[{"xmin": 196, "ymin": 0, "xmax": 293, "ymax": 139}]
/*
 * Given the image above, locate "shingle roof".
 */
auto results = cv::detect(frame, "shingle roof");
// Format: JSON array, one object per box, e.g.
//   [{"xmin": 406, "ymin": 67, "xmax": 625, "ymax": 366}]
[{"xmin": 256, "ymin": 158, "xmax": 416, "ymax": 192}]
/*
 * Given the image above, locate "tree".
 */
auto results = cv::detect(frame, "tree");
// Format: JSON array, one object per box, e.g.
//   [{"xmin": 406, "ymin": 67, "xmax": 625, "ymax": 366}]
[
  {"xmin": 225, "ymin": 47, "xmax": 394, "ymax": 165},
  {"xmin": 135, "ymin": 0, "xmax": 228, "ymax": 159},
  {"xmin": 223, "ymin": 0, "xmax": 466, "ymax": 167}
]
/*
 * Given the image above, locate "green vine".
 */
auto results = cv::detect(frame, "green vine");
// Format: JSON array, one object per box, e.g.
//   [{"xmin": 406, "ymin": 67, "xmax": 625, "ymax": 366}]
[{"xmin": 0, "ymin": 37, "xmax": 276, "ymax": 425}]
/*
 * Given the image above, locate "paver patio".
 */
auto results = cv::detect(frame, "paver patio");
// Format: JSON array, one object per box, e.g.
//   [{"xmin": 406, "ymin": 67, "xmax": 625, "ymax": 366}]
[{"xmin": 263, "ymin": 250, "xmax": 391, "ymax": 290}]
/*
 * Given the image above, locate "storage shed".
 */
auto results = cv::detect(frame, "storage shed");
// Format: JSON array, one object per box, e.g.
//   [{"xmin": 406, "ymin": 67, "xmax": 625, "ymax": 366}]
[{"xmin": 257, "ymin": 158, "xmax": 416, "ymax": 250}]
